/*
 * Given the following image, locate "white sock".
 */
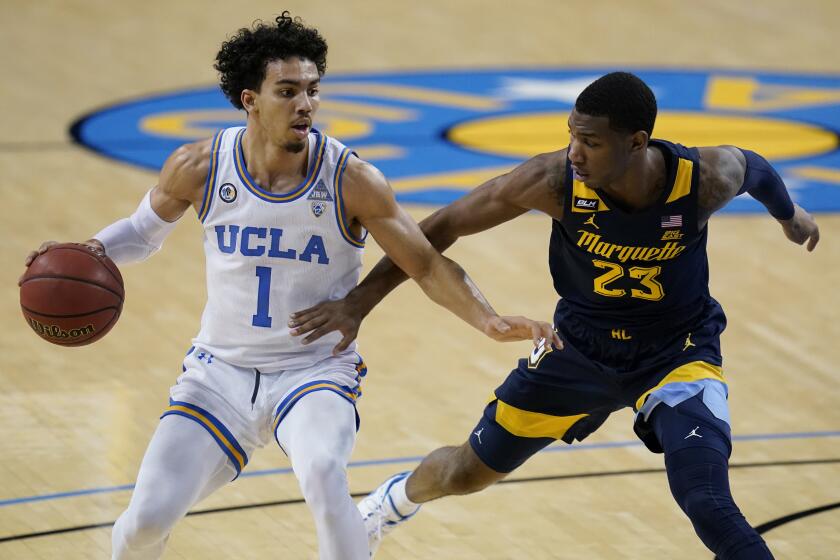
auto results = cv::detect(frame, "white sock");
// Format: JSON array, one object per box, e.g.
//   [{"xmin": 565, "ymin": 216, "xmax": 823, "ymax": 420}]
[{"xmin": 388, "ymin": 475, "xmax": 420, "ymax": 519}]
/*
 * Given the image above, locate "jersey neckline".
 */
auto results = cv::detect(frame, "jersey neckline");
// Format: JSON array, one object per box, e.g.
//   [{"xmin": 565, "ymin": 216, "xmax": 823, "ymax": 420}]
[
  {"xmin": 233, "ymin": 127, "xmax": 327, "ymax": 203},
  {"xmin": 590, "ymin": 140, "xmax": 679, "ymax": 217}
]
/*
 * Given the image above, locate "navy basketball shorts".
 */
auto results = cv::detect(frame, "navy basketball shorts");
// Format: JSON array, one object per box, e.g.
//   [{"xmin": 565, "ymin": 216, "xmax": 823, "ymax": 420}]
[{"xmin": 469, "ymin": 300, "xmax": 732, "ymax": 473}]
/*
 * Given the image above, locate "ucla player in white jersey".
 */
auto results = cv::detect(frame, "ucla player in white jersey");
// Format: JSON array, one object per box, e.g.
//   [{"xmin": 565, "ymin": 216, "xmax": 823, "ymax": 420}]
[{"xmin": 23, "ymin": 13, "xmax": 559, "ymax": 560}]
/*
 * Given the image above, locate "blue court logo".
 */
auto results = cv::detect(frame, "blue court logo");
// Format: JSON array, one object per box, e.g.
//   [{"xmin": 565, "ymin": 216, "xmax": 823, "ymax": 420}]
[{"xmin": 71, "ymin": 68, "xmax": 840, "ymax": 212}]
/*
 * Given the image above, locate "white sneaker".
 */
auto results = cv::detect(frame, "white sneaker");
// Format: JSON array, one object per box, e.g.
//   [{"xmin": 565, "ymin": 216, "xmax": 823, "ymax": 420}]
[{"xmin": 358, "ymin": 471, "xmax": 421, "ymax": 557}]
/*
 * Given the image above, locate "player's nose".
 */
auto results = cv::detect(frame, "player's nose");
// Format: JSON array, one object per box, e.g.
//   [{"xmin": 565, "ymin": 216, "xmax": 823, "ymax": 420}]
[{"xmin": 568, "ymin": 140, "xmax": 585, "ymax": 164}]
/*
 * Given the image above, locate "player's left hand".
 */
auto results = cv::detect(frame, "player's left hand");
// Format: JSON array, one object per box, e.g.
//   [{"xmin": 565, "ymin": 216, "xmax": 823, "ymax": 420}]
[
  {"xmin": 289, "ymin": 298, "xmax": 365, "ymax": 355},
  {"xmin": 485, "ymin": 315, "xmax": 563, "ymax": 349},
  {"xmin": 779, "ymin": 204, "xmax": 819, "ymax": 251}
]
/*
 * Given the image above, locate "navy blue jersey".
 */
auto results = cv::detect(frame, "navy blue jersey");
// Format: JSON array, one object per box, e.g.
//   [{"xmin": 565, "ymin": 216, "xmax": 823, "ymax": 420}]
[{"xmin": 550, "ymin": 140, "xmax": 710, "ymax": 330}]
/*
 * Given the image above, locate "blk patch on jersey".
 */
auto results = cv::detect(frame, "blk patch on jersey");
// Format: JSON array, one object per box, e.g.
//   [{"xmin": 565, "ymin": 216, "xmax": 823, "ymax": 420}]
[
  {"xmin": 219, "ymin": 183, "xmax": 237, "ymax": 203},
  {"xmin": 574, "ymin": 197, "xmax": 599, "ymax": 210},
  {"xmin": 311, "ymin": 201, "xmax": 326, "ymax": 217}
]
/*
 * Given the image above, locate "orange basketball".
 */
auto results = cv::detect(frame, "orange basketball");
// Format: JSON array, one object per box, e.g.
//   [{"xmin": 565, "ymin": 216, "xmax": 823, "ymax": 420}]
[{"xmin": 20, "ymin": 243, "xmax": 125, "ymax": 346}]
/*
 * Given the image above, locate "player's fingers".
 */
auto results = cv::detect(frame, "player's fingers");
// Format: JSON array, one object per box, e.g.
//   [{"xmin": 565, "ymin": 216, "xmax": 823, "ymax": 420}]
[
  {"xmin": 302, "ymin": 325, "xmax": 334, "ymax": 345},
  {"xmin": 530, "ymin": 323, "xmax": 543, "ymax": 346},
  {"xmin": 38, "ymin": 241, "xmax": 57, "ymax": 254},
  {"xmin": 807, "ymin": 229, "xmax": 820, "ymax": 251},
  {"xmin": 333, "ymin": 332, "xmax": 357, "ymax": 355},
  {"xmin": 23, "ymin": 251, "xmax": 39, "ymax": 266},
  {"xmin": 289, "ymin": 304, "xmax": 325, "ymax": 322},
  {"xmin": 540, "ymin": 323, "xmax": 556, "ymax": 346},
  {"xmin": 491, "ymin": 317, "xmax": 511, "ymax": 334},
  {"xmin": 551, "ymin": 330, "xmax": 564, "ymax": 350},
  {"xmin": 290, "ymin": 315, "xmax": 329, "ymax": 335}
]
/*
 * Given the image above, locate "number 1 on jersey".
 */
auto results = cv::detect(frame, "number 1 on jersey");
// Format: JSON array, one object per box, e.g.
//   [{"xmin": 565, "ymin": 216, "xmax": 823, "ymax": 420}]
[{"xmin": 252, "ymin": 266, "xmax": 273, "ymax": 327}]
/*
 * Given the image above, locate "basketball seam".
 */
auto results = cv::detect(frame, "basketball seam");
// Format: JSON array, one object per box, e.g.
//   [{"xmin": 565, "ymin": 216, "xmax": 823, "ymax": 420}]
[
  {"xmin": 20, "ymin": 304, "xmax": 120, "ymax": 319},
  {"xmin": 60, "ymin": 308, "xmax": 122, "ymax": 346},
  {"xmin": 47, "ymin": 244, "xmax": 124, "ymax": 287},
  {"xmin": 21, "ymin": 275, "xmax": 124, "ymax": 299}
]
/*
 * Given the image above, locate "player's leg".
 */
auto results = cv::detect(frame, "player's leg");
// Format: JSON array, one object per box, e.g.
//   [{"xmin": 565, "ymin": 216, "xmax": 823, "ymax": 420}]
[
  {"xmin": 112, "ymin": 414, "xmax": 236, "ymax": 560},
  {"xmin": 360, "ymin": 356, "xmax": 613, "ymax": 558},
  {"xmin": 404, "ymin": 438, "xmax": 505, "ymax": 502},
  {"xmin": 647, "ymin": 390, "xmax": 774, "ymax": 559},
  {"xmin": 275, "ymin": 389, "xmax": 367, "ymax": 560}
]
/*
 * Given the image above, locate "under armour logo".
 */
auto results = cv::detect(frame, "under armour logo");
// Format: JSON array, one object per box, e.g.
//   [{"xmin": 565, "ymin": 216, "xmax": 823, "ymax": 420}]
[
  {"xmin": 196, "ymin": 352, "xmax": 214, "ymax": 364},
  {"xmin": 684, "ymin": 426, "xmax": 702, "ymax": 439},
  {"xmin": 683, "ymin": 333, "xmax": 696, "ymax": 352},
  {"xmin": 473, "ymin": 428, "xmax": 484, "ymax": 445}
]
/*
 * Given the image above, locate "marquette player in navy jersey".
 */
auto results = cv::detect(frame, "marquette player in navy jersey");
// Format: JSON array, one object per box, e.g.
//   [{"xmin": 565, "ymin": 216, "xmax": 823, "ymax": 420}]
[
  {"xmin": 21, "ymin": 14, "xmax": 556, "ymax": 560},
  {"xmin": 292, "ymin": 72, "xmax": 820, "ymax": 558}
]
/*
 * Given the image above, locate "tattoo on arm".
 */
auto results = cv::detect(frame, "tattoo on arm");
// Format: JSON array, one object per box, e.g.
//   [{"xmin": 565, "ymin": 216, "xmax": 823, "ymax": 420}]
[
  {"xmin": 546, "ymin": 164, "xmax": 565, "ymax": 208},
  {"xmin": 697, "ymin": 147, "xmax": 744, "ymax": 224}
]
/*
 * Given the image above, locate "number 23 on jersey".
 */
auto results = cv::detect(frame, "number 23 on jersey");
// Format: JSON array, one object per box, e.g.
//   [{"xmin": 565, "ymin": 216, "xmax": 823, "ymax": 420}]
[{"xmin": 591, "ymin": 259, "xmax": 664, "ymax": 301}]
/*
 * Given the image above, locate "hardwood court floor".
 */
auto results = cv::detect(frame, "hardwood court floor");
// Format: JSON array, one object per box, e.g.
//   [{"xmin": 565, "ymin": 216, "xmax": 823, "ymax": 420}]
[{"xmin": 1, "ymin": 1, "xmax": 838, "ymax": 558}]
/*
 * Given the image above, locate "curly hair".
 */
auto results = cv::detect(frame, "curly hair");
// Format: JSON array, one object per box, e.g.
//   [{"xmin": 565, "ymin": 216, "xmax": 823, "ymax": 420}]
[
  {"xmin": 575, "ymin": 72, "xmax": 657, "ymax": 136},
  {"xmin": 214, "ymin": 12, "xmax": 328, "ymax": 110}
]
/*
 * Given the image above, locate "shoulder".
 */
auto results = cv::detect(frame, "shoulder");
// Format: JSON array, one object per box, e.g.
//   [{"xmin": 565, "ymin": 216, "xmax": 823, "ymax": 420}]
[
  {"xmin": 698, "ymin": 146, "xmax": 745, "ymax": 185},
  {"xmin": 341, "ymin": 155, "xmax": 388, "ymax": 190},
  {"xmin": 338, "ymin": 156, "xmax": 396, "ymax": 219},
  {"xmin": 500, "ymin": 149, "xmax": 567, "ymax": 213},
  {"xmin": 696, "ymin": 145, "xmax": 746, "ymax": 215},
  {"xmin": 159, "ymin": 137, "xmax": 215, "ymax": 202}
]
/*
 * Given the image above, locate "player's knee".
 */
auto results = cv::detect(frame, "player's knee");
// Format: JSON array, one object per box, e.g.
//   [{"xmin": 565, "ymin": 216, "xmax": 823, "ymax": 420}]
[
  {"xmin": 297, "ymin": 454, "xmax": 348, "ymax": 515},
  {"xmin": 120, "ymin": 506, "xmax": 173, "ymax": 548},
  {"xmin": 666, "ymin": 448, "xmax": 740, "ymax": 544},
  {"xmin": 679, "ymin": 482, "xmax": 732, "ymax": 532},
  {"xmin": 667, "ymin": 451, "xmax": 731, "ymax": 515}
]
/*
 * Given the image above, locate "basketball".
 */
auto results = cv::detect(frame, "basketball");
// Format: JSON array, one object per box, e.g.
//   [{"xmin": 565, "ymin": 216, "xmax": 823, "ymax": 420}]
[{"xmin": 19, "ymin": 243, "xmax": 125, "ymax": 346}]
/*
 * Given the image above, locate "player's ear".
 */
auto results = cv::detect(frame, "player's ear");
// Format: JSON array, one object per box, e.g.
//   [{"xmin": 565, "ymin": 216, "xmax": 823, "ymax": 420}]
[
  {"xmin": 629, "ymin": 130, "xmax": 648, "ymax": 153},
  {"xmin": 241, "ymin": 89, "xmax": 257, "ymax": 113}
]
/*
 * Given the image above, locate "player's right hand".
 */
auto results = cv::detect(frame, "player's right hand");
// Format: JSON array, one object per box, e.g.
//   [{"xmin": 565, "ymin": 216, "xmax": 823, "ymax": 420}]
[
  {"xmin": 23, "ymin": 240, "xmax": 59, "ymax": 268},
  {"xmin": 485, "ymin": 315, "xmax": 563, "ymax": 349},
  {"xmin": 20, "ymin": 240, "xmax": 106, "ymax": 285},
  {"xmin": 779, "ymin": 204, "xmax": 819, "ymax": 251}
]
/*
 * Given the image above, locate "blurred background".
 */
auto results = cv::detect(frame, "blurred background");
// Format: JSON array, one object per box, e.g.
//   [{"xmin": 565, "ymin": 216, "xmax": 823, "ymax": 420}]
[{"xmin": 1, "ymin": 1, "xmax": 839, "ymax": 558}]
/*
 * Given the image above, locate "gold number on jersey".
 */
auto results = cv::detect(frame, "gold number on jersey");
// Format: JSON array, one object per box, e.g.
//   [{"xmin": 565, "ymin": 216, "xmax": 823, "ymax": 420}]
[
  {"xmin": 629, "ymin": 266, "xmax": 664, "ymax": 301},
  {"xmin": 592, "ymin": 260, "xmax": 625, "ymax": 297},
  {"xmin": 592, "ymin": 260, "xmax": 664, "ymax": 301}
]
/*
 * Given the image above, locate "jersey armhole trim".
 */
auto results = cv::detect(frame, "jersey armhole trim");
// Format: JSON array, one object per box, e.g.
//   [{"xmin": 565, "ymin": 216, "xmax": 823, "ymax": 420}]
[
  {"xmin": 198, "ymin": 130, "xmax": 224, "ymax": 223},
  {"xmin": 334, "ymin": 149, "xmax": 367, "ymax": 247}
]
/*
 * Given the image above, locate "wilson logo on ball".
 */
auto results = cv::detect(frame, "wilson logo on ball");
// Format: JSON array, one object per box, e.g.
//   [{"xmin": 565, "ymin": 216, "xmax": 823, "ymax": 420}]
[{"xmin": 27, "ymin": 318, "xmax": 95, "ymax": 340}]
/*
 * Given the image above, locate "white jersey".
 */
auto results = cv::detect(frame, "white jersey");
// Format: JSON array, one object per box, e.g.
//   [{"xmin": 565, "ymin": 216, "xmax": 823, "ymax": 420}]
[{"xmin": 192, "ymin": 126, "xmax": 366, "ymax": 370}]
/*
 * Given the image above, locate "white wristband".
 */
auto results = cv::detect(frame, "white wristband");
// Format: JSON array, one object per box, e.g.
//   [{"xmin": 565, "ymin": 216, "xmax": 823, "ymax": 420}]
[{"xmin": 93, "ymin": 190, "xmax": 179, "ymax": 265}]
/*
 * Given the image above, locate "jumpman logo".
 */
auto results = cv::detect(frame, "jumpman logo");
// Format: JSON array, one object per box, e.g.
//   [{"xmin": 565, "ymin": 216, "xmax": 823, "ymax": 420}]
[
  {"xmin": 684, "ymin": 426, "xmax": 702, "ymax": 439},
  {"xmin": 683, "ymin": 333, "xmax": 696, "ymax": 351},
  {"xmin": 583, "ymin": 215, "xmax": 599, "ymax": 230},
  {"xmin": 473, "ymin": 428, "xmax": 484, "ymax": 444}
]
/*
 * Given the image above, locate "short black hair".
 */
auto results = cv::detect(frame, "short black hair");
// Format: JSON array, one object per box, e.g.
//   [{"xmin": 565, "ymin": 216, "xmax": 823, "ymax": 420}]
[
  {"xmin": 574, "ymin": 72, "xmax": 657, "ymax": 136},
  {"xmin": 214, "ymin": 12, "xmax": 328, "ymax": 110}
]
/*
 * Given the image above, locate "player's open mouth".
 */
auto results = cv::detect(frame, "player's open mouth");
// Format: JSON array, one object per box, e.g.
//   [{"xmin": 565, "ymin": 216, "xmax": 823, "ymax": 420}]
[
  {"xmin": 572, "ymin": 166, "xmax": 589, "ymax": 180},
  {"xmin": 291, "ymin": 123, "xmax": 310, "ymax": 138}
]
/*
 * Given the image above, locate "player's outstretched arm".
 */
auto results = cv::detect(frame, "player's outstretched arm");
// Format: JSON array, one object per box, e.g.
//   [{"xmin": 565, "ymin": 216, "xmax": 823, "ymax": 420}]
[
  {"xmin": 23, "ymin": 139, "xmax": 213, "ymax": 275},
  {"xmin": 20, "ymin": 139, "xmax": 211, "ymax": 283},
  {"xmin": 292, "ymin": 156, "xmax": 559, "ymax": 351},
  {"xmin": 698, "ymin": 146, "xmax": 819, "ymax": 250},
  {"xmin": 87, "ymin": 139, "xmax": 212, "ymax": 263},
  {"xmin": 290, "ymin": 154, "xmax": 563, "ymax": 352}
]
